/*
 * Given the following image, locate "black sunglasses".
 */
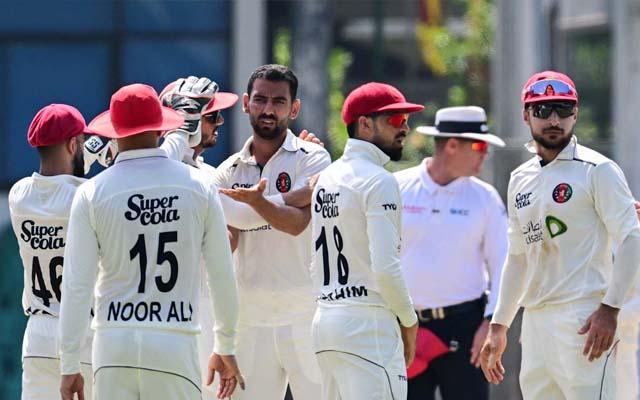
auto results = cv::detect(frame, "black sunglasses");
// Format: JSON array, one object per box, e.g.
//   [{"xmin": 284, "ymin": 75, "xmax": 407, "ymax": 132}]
[
  {"xmin": 203, "ymin": 110, "xmax": 220, "ymax": 123},
  {"xmin": 529, "ymin": 102, "xmax": 575, "ymax": 119}
]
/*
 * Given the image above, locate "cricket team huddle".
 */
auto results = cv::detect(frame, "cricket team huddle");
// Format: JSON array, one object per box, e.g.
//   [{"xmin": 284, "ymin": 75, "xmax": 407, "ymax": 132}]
[{"xmin": 9, "ymin": 63, "xmax": 640, "ymax": 400}]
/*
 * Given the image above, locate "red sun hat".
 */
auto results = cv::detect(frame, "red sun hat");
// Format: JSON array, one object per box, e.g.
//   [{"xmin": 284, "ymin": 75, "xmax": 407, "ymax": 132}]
[
  {"xmin": 89, "ymin": 83, "xmax": 184, "ymax": 139},
  {"xmin": 342, "ymin": 82, "xmax": 424, "ymax": 125},
  {"xmin": 521, "ymin": 70, "xmax": 578, "ymax": 105},
  {"xmin": 27, "ymin": 104, "xmax": 95, "ymax": 148},
  {"xmin": 202, "ymin": 92, "xmax": 239, "ymax": 116}
]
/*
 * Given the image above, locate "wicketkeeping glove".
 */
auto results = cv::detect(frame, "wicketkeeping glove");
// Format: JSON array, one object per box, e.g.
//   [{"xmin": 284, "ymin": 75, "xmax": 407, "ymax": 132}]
[
  {"xmin": 83, "ymin": 135, "xmax": 118, "ymax": 174},
  {"xmin": 159, "ymin": 76, "xmax": 219, "ymax": 147}
]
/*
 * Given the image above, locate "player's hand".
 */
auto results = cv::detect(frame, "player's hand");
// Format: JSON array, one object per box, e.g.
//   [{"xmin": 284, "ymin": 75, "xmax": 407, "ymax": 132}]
[
  {"xmin": 470, "ymin": 318, "xmax": 490, "ymax": 368},
  {"xmin": 207, "ymin": 353, "xmax": 245, "ymax": 399},
  {"xmin": 634, "ymin": 200, "xmax": 640, "ymax": 222},
  {"xmin": 578, "ymin": 303, "xmax": 619, "ymax": 361},
  {"xmin": 162, "ymin": 76, "xmax": 219, "ymax": 147},
  {"xmin": 219, "ymin": 178, "xmax": 267, "ymax": 206},
  {"xmin": 480, "ymin": 323, "xmax": 507, "ymax": 384},
  {"xmin": 60, "ymin": 373, "xmax": 84, "ymax": 400},
  {"xmin": 400, "ymin": 321, "xmax": 418, "ymax": 367},
  {"xmin": 298, "ymin": 129, "xmax": 325, "ymax": 147}
]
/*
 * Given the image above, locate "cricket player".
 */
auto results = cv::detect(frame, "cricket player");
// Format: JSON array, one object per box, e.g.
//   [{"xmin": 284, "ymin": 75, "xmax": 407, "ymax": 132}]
[
  {"xmin": 481, "ymin": 71, "xmax": 640, "ymax": 399},
  {"xmin": 9, "ymin": 104, "xmax": 94, "ymax": 399},
  {"xmin": 211, "ymin": 64, "xmax": 331, "ymax": 400},
  {"xmin": 59, "ymin": 83, "xmax": 243, "ymax": 399},
  {"xmin": 310, "ymin": 82, "xmax": 423, "ymax": 399}
]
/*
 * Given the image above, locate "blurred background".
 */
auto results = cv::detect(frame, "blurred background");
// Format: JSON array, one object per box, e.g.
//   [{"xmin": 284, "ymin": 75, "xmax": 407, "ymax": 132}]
[{"xmin": 1, "ymin": 0, "xmax": 639, "ymax": 398}]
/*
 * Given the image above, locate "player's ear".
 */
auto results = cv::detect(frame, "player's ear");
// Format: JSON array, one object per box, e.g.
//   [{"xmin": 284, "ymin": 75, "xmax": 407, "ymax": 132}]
[
  {"xmin": 523, "ymin": 108, "xmax": 530, "ymax": 125},
  {"xmin": 66, "ymin": 135, "xmax": 77, "ymax": 155},
  {"xmin": 289, "ymin": 99, "xmax": 301, "ymax": 120},
  {"xmin": 243, "ymin": 93, "xmax": 250, "ymax": 114}
]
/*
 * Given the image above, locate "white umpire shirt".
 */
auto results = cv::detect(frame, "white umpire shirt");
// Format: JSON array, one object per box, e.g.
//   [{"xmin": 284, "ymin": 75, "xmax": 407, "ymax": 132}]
[
  {"xmin": 310, "ymin": 138, "xmax": 417, "ymax": 328},
  {"xmin": 59, "ymin": 148, "xmax": 238, "ymax": 374},
  {"xmin": 494, "ymin": 136, "xmax": 640, "ymax": 327},
  {"xmin": 213, "ymin": 130, "xmax": 331, "ymax": 326},
  {"xmin": 395, "ymin": 158, "xmax": 508, "ymax": 316}
]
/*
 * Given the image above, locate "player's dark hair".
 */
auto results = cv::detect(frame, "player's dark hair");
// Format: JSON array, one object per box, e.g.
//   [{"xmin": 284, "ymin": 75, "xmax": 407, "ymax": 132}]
[
  {"xmin": 247, "ymin": 64, "xmax": 298, "ymax": 100},
  {"xmin": 347, "ymin": 122, "xmax": 357, "ymax": 138}
]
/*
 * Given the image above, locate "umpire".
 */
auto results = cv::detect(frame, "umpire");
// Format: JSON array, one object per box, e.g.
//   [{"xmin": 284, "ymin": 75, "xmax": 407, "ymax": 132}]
[{"xmin": 394, "ymin": 106, "xmax": 508, "ymax": 400}]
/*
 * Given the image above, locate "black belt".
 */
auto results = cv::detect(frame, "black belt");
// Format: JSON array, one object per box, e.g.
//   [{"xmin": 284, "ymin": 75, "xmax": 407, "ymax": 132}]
[{"xmin": 416, "ymin": 296, "xmax": 486, "ymax": 323}]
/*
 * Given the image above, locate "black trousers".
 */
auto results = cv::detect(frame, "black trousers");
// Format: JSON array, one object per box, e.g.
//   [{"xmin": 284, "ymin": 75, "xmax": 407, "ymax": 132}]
[{"xmin": 408, "ymin": 303, "xmax": 488, "ymax": 400}]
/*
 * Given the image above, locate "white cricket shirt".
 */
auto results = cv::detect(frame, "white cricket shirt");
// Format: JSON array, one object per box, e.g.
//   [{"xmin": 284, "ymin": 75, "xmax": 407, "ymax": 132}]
[
  {"xmin": 395, "ymin": 159, "xmax": 508, "ymax": 316},
  {"xmin": 310, "ymin": 139, "xmax": 417, "ymax": 328},
  {"xmin": 213, "ymin": 130, "xmax": 331, "ymax": 326},
  {"xmin": 9, "ymin": 173, "xmax": 86, "ymax": 318},
  {"xmin": 59, "ymin": 148, "xmax": 238, "ymax": 374},
  {"xmin": 493, "ymin": 136, "xmax": 640, "ymax": 326}
]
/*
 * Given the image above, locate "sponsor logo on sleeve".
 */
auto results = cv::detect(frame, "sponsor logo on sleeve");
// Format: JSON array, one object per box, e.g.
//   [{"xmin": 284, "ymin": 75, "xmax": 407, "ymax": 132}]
[
  {"xmin": 552, "ymin": 183, "xmax": 572, "ymax": 203},
  {"xmin": 382, "ymin": 203, "xmax": 397, "ymax": 211},
  {"xmin": 276, "ymin": 172, "xmax": 292, "ymax": 193},
  {"xmin": 522, "ymin": 220, "xmax": 544, "ymax": 244}
]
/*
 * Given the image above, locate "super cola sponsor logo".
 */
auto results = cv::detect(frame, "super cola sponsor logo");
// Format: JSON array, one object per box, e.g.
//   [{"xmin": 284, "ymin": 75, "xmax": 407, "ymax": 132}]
[
  {"xmin": 125, "ymin": 194, "xmax": 180, "ymax": 225},
  {"xmin": 20, "ymin": 220, "xmax": 65, "ymax": 250}
]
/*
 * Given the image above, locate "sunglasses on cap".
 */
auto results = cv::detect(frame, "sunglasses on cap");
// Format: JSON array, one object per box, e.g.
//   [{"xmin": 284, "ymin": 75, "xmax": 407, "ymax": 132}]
[
  {"xmin": 203, "ymin": 110, "xmax": 220, "ymax": 123},
  {"xmin": 529, "ymin": 102, "xmax": 575, "ymax": 119},
  {"xmin": 525, "ymin": 79, "xmax": 576, "ymax": 100}
]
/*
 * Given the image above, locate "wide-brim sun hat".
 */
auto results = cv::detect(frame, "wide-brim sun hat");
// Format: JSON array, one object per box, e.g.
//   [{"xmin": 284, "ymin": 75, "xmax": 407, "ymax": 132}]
[
  {"xmin": 89, "ymin": 83, "xmax": 184, "ymax": 139},
  {"xmin": 417, "ymin": 106, "xmax": 505, "ymax": 147},
  {"xmin": 202, "ymin": 92, "xmax": 239, "ymax": 115}
]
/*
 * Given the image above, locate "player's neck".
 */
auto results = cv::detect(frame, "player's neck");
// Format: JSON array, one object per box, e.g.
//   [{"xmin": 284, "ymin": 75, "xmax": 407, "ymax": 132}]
[
  {"xmin": 250, "ymin": 131, "xmax": 286, "ymax": 166},
  {"xmin": 536, "ymin": 146, "xmax": 563, "ymax": 164},
  {"xmin": 427, "ymin": 156, "xmax": 459, "ymax": 186},
  {"xmin": 39, "ymin": 160, "xmax": 72, "ymax": 176}
]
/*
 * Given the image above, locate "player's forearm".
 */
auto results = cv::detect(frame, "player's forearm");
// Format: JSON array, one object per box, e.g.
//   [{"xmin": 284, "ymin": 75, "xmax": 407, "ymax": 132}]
[
  {"xmin": 203, "ymin": 195, "xmax": 239, "ymax": 355},
  {"xmin": 60, "ymin": 196, "xmax": 99, "ymax": 374},
  {"xmin": 491, "ymin": 253, "xmax": 527, "ymax": 327},
  {"xmin": 248, "ymin": 197, "xmax": 311, "ymax": 236},
  {"xmin": 603, "ymin": 233, "xmax": 640, "ymax": 308},
  {"xmin": 220, "ymin": 194, "xmax": 283, "ymax": 230},
  {"xmin": 282, "ymin": 185, "xmax": 313, "ymax": 208},
  {"xmin": 367, "ymin": 215, "xmax": 416, "ymax": 327}
]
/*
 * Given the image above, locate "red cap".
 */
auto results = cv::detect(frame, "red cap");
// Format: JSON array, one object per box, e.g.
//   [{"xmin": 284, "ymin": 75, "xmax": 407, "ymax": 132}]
[
  {"xmin": 521, "ymin": 70, "xmax": 578, "ymax": 104},
  {"xmin": 27, "ymin": 104, "xmax": 95, "ymax": 147},
  {"xmin": 342, "ymin": 82, "xmax": 424, "ymax": 125},
  {"xmin": 88, "ymin": 83, "xmax": 184, "ymax": 139},
  {"xmin": 202, "ymin": 92, "xmax": 239, "ymax": 116}
]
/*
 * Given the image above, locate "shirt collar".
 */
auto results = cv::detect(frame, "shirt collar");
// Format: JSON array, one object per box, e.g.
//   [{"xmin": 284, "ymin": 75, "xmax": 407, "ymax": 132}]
[
  {"xmin": 342, "ymin": 138, "xmax": 391, "ymax": 166},
  {"xmin": 115, "ymin": 147, "xmax": 168, "ymax": 164},
  {"xmin": 419, "ymin": 158, "xmax": 467, "ymax": 194},
  {"xmin": 31, "ymin": 172, "xmax": 85, "ymax": 186},
  {"xmin": 524, "ymin": 135, "xmax": 578, "ymax": 164},
  {"xmin": 237, "ymin": 129, "xmax": 298, "ymax": 164}
]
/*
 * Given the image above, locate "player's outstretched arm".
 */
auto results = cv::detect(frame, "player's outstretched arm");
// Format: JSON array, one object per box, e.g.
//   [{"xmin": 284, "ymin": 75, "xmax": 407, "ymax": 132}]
[{"xmin": 220, "ymin": 178, "xmax": 311, "ymax": 236}]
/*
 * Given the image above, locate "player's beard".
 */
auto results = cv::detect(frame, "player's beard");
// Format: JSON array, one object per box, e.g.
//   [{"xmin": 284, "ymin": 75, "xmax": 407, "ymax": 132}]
[
  {"xmin": 250, "ymin": 114, "xmax": 288, "ymax": 140},
  {"xmin": 72, "ymin": 147, "xmax": 85, "ymax": 178},
  {"xmin": 532, "ymin": 127, "xmax": 574, "ymax": 150},
  {"xmin": 372, "ymin": 125, "xmax": 404, "ymax": 161}
]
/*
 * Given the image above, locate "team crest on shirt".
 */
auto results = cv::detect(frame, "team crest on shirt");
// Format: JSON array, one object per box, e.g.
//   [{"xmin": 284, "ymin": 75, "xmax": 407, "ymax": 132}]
[
  {"xmin": 552, "ymin": 183, "xmax": 572, "ymax": 203},
  {"xmin": 276, "ymin": 172, "xmax": 292, "ymax": 193}
]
